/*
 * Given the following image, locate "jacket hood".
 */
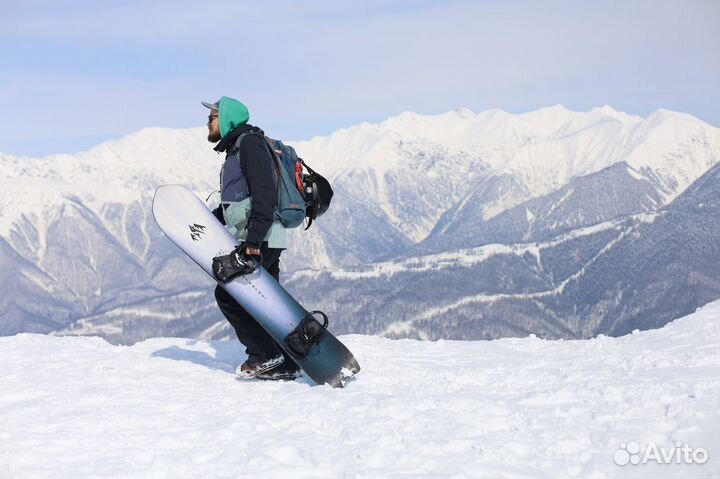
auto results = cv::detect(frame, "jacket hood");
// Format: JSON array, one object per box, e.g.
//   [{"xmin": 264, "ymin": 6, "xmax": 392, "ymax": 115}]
[
  {"xmin": 219, "ymin": 96, "xmax": 250, "ymax": 138},
  {"xmin": 214, "ymin": 123, "xmax": 264, "ymax": 153}
]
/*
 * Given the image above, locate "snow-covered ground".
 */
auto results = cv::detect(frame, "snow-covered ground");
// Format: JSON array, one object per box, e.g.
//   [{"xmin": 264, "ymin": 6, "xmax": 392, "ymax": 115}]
[{"xmin": 2, "ymin": 302, "xmax": 719, "ymax": 479}]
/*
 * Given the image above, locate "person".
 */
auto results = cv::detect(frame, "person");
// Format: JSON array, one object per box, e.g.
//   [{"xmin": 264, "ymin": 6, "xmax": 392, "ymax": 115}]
[{"xmin": 203, "ymin": 96, "xmax": 300, "ymax": 380}]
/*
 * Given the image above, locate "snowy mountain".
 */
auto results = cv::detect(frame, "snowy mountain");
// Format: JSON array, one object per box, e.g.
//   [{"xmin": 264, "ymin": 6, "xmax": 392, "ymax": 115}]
[
  {"xmin": 285, "ymin": 161, "xmax": 720, "ymax": 340},
  {"xmin": 2, "ymin": 300, "xmax": 719, "ymax": 478},
  {"xmin": 416, "ymin": 161, "xmax": 663, "ymax": 253},
  {"xmin": 1, "ymin": 105, "xmax": 719, "ymax": 343}
]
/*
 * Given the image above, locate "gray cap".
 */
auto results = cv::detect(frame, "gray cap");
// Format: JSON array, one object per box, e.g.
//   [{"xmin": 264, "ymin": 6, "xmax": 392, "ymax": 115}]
[{"xmin": 201, "ymin": 99, "xmax": 220, "ymax": 110}]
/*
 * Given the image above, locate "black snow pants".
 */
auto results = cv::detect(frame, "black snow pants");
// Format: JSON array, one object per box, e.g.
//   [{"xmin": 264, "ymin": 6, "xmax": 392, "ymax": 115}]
[{"xmin": 214, "ymin": 244, "xmax": 297, "ymax": 367}]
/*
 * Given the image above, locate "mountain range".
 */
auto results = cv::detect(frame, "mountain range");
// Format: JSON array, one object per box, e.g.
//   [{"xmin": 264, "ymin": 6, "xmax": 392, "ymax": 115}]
[{"xmin": 1, "ymin": 105, "xmax": 718, "ymax": 343}]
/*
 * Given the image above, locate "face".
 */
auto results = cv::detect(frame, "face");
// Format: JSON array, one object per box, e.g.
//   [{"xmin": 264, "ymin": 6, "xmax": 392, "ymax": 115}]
[{"xmin": 207, "ymin": 110, "xmax": 221, "ymax": 142}]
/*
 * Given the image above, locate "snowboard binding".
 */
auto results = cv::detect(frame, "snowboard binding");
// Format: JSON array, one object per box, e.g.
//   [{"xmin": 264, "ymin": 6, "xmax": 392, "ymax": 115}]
[
  {"xmin": 285, "ymin": 311, "xmax": 329, "ymax": 357},
  {"xmin": 212, "ymin": 246, "xmax": 258, "ymax": 283}
]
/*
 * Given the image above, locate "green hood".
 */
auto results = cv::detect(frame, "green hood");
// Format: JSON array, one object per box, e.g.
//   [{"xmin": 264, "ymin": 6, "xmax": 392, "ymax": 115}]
[{"xmin": 219, "ymin": 96, "xmax": 250, "ymax": 138}]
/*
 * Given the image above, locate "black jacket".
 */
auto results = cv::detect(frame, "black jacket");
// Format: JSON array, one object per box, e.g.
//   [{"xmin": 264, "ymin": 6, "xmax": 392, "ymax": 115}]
[{"xmin": 215, "ymin": 123, "xmax": 276, "ymax": 248}]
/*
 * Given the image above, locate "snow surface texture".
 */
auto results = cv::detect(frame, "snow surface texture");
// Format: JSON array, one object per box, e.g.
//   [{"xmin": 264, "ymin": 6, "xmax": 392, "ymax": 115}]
[{"xmin": 2, "ymin": 301, "xmax": 719, "ymax": 479}]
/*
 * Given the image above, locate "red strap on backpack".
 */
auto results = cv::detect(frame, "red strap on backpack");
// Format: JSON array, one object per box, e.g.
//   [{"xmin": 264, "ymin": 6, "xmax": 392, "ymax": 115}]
[{"xmin": 295, "ymin": 162, "xmax": 304, "ymax": 191}]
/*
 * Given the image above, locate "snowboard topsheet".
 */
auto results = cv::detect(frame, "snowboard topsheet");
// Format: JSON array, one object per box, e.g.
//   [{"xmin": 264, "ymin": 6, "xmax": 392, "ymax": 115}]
[{"xmin": 152, "ymin": 184, "xmax": 360, "ymax": 388}]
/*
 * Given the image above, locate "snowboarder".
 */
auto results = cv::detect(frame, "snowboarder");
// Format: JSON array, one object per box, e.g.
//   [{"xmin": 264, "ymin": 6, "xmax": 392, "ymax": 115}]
[{"xmin": 203, "ymin": 96, "xmax": 301, "ymax": 380}]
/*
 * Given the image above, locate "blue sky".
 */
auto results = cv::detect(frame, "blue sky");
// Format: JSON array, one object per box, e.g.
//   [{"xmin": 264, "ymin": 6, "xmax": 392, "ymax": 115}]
[{"xmin": 1, "ymin": 0, "xmax": 718, "ymax": 157}]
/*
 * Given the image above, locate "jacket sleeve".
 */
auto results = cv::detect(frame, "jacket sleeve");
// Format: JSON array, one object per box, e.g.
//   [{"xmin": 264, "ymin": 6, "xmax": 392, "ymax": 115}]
[{"xmin": 241, "ymin": 134, "xmax": 277, "ymax": 247}]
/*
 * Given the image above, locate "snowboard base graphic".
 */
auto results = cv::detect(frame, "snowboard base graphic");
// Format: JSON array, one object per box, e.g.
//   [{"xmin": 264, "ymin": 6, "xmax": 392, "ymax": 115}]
[{"xmin": 152, "ymin": 185, "xmax": 360, "ymax": 388}]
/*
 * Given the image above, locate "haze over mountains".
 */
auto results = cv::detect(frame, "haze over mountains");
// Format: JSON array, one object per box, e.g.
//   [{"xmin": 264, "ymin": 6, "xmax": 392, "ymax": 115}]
[{"xmin": 1, "ymin": 105, "xmax": 719, "ymax": 343}]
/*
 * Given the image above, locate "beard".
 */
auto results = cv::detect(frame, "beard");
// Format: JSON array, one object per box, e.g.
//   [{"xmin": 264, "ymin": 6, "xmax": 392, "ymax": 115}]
[{"xmin": 207, "ymin": 130, "xmax": 221, "ymax": 142}]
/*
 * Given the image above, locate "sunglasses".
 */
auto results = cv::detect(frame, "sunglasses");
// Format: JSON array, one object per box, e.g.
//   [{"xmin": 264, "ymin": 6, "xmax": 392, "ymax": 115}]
[{"xmin": 208, "ymin": 114, "xmax": 218, "ymax": 123}]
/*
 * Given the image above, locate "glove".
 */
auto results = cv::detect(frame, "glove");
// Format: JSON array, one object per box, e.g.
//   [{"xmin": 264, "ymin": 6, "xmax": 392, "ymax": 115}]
[{"xmin": 212, "ymin": 244, "xmax": 257, "ymax": 283}]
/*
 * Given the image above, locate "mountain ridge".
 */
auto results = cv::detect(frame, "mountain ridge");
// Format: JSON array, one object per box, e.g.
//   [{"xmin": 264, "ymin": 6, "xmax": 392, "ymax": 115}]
[{"xmin": 2, "ymin": 105, "xmax": 719, "ymax": 342}]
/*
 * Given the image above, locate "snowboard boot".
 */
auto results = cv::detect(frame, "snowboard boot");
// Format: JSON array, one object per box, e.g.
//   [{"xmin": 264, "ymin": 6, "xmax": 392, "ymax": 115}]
[
  {"xmin": 236, "ymin": 355, "xmax": 284, "ymax": 379},
  {"xmin": 255, "ymin": 362, "xmax": 302, "ymax": 381}
]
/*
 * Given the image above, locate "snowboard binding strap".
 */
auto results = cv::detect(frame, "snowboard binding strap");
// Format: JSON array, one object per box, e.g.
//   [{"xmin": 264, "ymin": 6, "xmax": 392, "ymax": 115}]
[
  {"xmin": 284, "ymin": 311, "xmax": 329, "ymax": 357},
  {"xmin": 212, "ymin": 246, "xmax": 258, "ymax": 283}
]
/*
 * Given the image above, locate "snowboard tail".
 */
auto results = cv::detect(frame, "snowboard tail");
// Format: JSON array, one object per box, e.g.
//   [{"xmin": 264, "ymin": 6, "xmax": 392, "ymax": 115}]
[{"xmin": 152, "ymin": 184, "xmax": 359, "ymax": 388}]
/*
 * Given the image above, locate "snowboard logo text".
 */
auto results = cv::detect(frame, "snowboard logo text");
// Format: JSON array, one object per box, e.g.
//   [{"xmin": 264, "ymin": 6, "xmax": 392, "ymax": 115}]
[{"xmin": 189, "ymin": 224, "xmax": 207, "ymax": 241}]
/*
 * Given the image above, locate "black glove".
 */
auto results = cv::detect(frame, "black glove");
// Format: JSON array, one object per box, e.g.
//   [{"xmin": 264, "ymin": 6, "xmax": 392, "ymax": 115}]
[{"xmin": 212, "ymin": 245, "xmax": 257, "ymax": 283}]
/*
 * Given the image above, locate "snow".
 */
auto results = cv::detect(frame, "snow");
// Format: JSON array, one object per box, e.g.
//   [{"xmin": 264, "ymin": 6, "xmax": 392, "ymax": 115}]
[
  {"xmin": 2, "ymin": 105, "xmax": 719, "ymax": 250},
  {"xmin": 287, "ymin": 214, "xmax": 632, "ymax": 287},
  {"xmin": 2, "ymin": 301, "xmax": 719, "ymax": 478},
  {"xmin": 525, "ymin": 207, "xmax": 536, "ymax": 223},
  {"xmin": 625, "ymin": 164, "xmax": 649, "ymax": 183},
  {"xmin": 290, "ymin": 243, "xmax": 539, "ymax": 281}
]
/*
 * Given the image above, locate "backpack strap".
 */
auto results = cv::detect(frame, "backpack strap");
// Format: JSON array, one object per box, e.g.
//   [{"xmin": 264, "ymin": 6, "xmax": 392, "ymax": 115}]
[{"xmin": 230, "ymin": 131, "xmax": 280, "ymax": 187}]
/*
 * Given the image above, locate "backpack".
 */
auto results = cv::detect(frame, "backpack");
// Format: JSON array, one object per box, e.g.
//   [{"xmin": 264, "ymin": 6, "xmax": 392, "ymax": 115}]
[{"xmin": 262, "ymin": 136, "xmax": 333, "ymax": 230}]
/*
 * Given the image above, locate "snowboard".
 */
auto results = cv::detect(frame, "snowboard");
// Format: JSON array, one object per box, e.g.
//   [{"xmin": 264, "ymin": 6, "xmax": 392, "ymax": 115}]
[{"xmin": 152, "ymin": 184, "xmax": 360, "ymax": 388}]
